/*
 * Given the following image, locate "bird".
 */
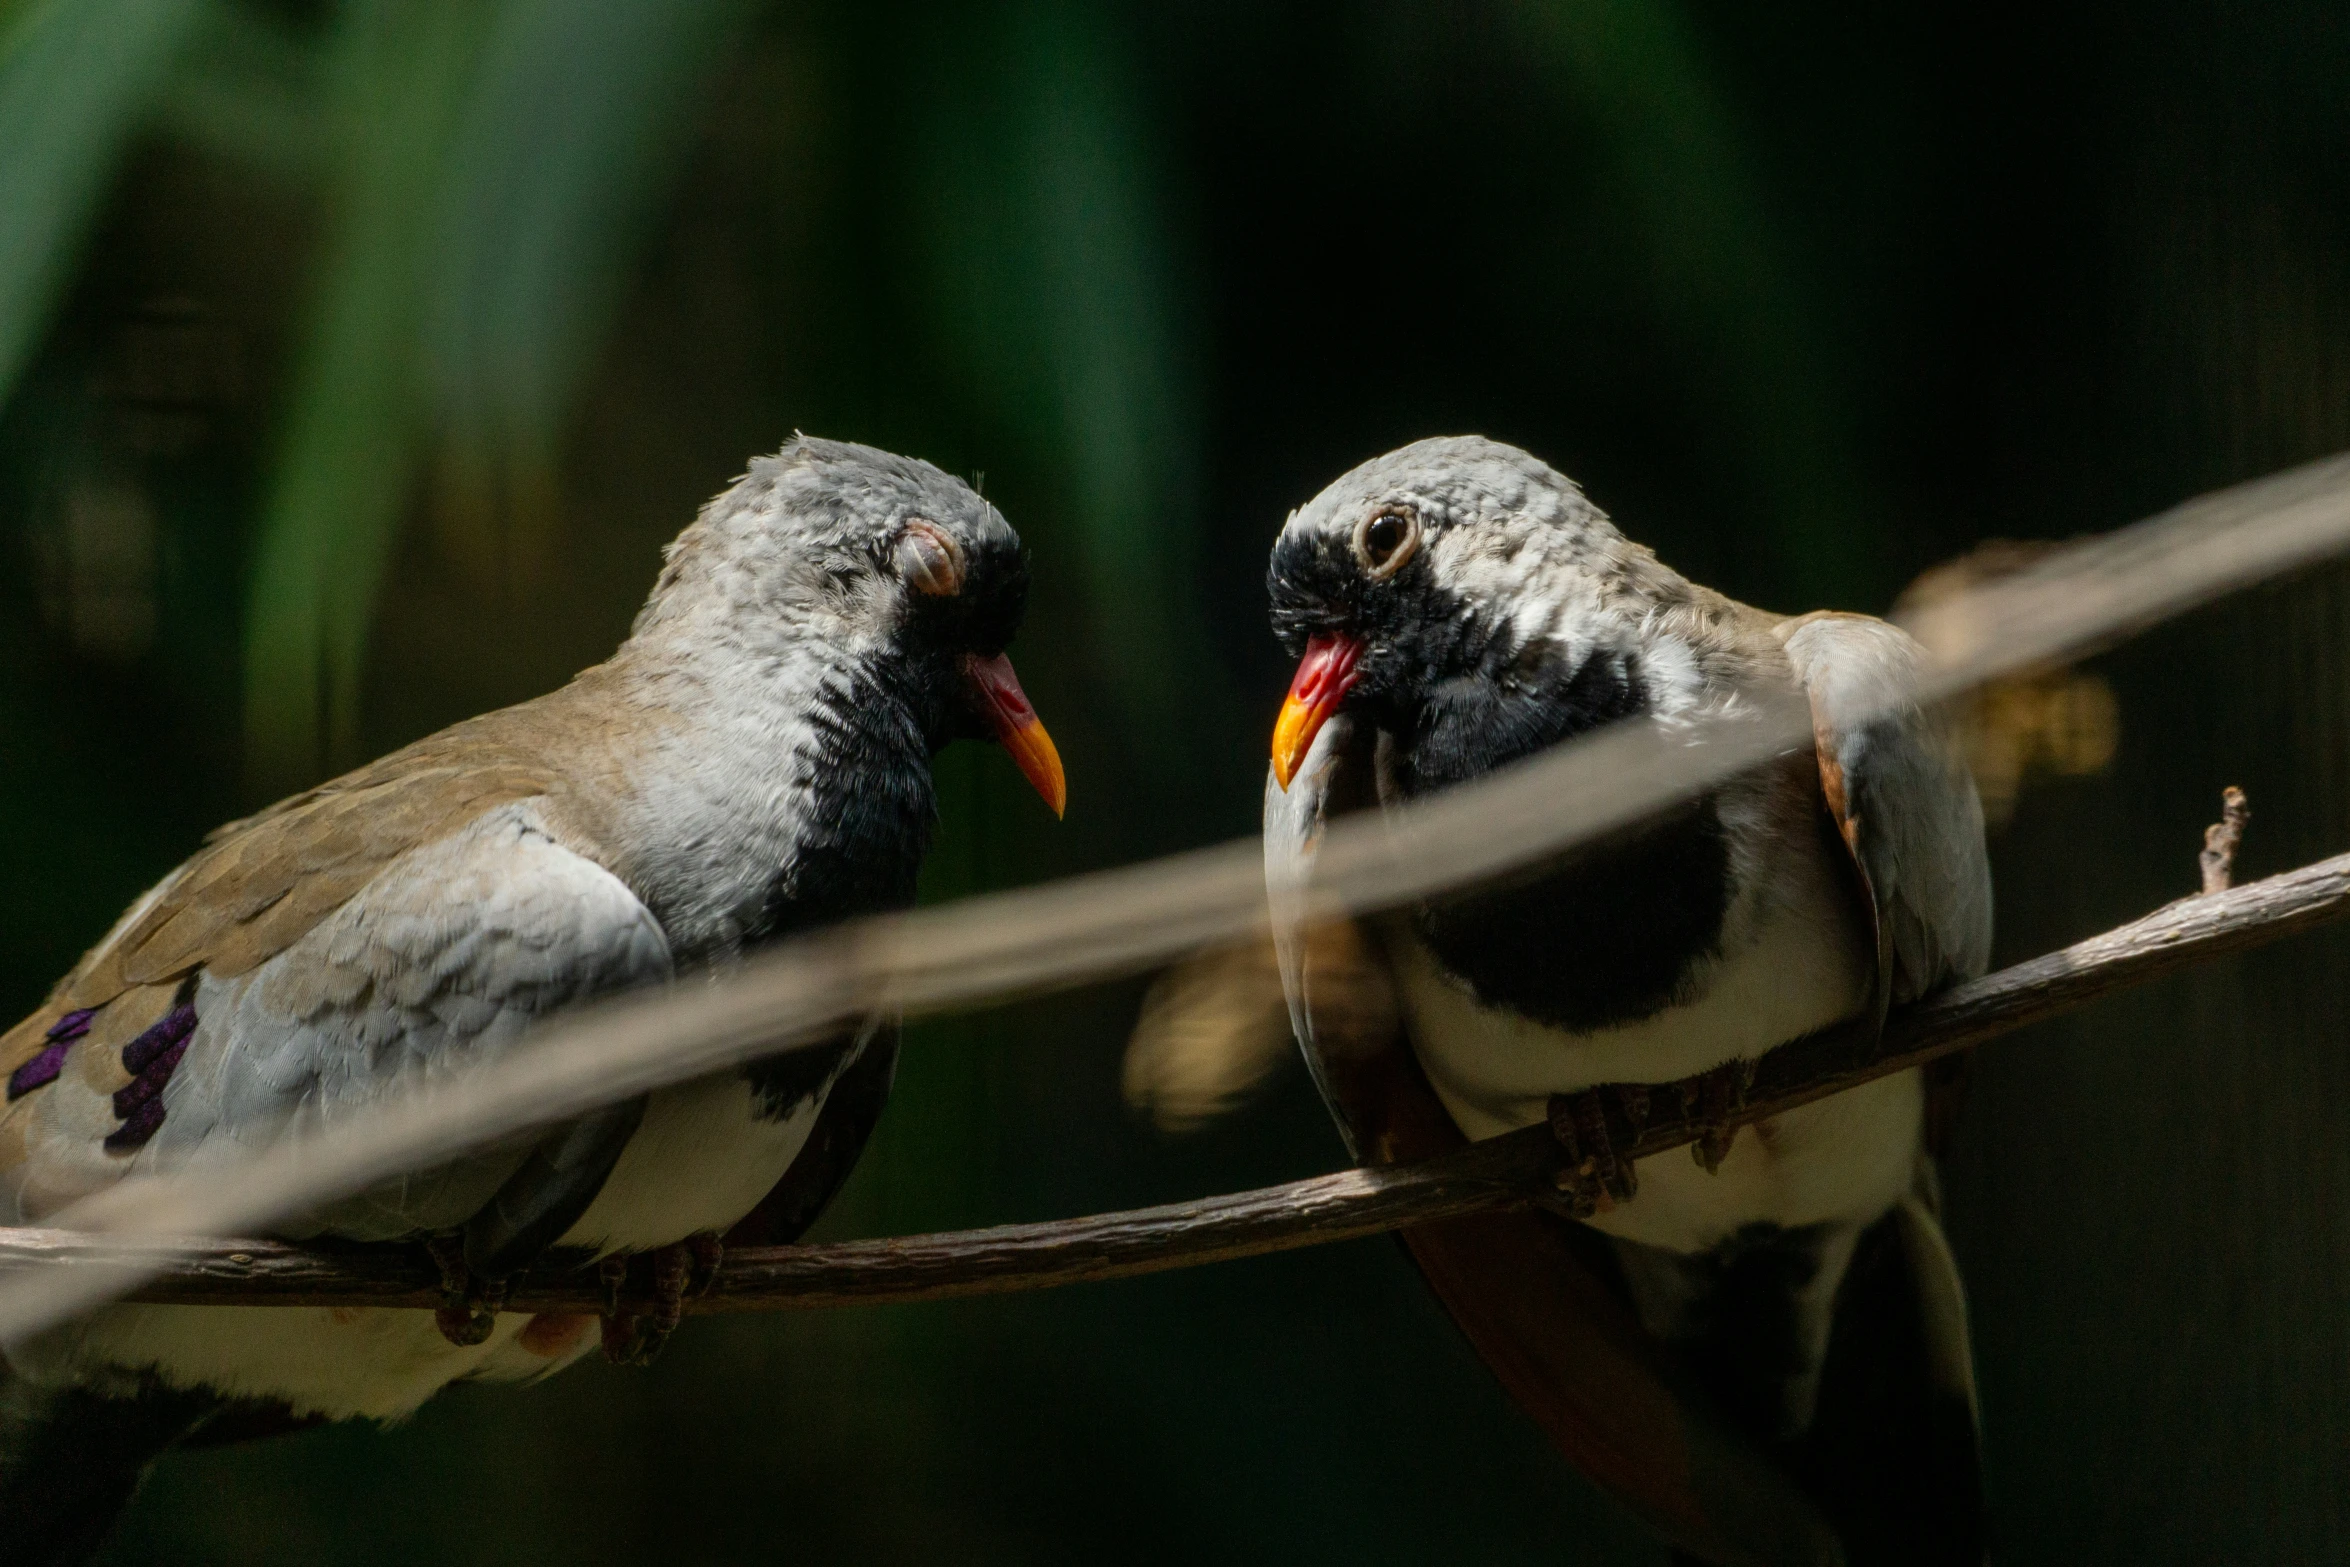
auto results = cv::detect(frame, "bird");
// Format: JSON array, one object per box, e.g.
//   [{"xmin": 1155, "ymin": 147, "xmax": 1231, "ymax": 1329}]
[
  {"xmin": 1259, "ymin": 436, "xmax": 1991, "ymax": 1567},
  {"xmin": 0, "ymin": 435, "xmax": 1066, "ymax": 1565}
]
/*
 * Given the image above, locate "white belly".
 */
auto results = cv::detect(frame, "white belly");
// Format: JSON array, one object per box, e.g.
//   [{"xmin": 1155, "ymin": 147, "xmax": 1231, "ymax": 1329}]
[
  {"xmin": 559, "ymin": 1068, "xmax": 829, "ymax": 1253},
  {"xmin": 1588, "ymin": 1069, "xmax": 1923, "ymax": 1253},
  {"xmin": 11, "ymin": 1044, "xmax": 862, "ymax": 1420},
  {"xmin": 1389, "ymin": 857, "xmax": 1917, "ymax": 1254},
  {"xmin": 10, "ymin": 1299, "xmax": 594, "ymax": 1422}
]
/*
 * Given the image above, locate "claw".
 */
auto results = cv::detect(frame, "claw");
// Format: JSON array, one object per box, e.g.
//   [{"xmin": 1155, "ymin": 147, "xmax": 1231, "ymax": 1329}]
[
  {"xmin": 425, "ymin": 1233, "xmax": 504, "ymax": 1347},
  {"xmin": 597, "ymin": 1254, "xmax": 644, "ymax": 1364},
  {"xmin": 648, "ymin": 1246, "xmax": 690, "ymax": 1339},
  {"xmin": 683, "ymin": 1231, "xmax": 724, "ymax": 1297},
  {"xmin": 1546, "ymin": 1086, "xmax": 1644, "ymax": 1218},
  {"xmin": 1683, "ymin": 1058, "xmax": 1758, "ymax": 1174},
  {"xmin": 598, "ymin": 1234, "xmax": 723, "ymax": 1366},
  {"xmin": 598, "ymin": 1253, "xmax": 628, "ymax": 1318}
]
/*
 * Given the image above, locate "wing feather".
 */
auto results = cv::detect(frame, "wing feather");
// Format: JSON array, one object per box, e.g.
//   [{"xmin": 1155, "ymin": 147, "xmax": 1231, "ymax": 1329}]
[
  {"xmin": 0, "ymin": 801, "xmax": 671, "ymax": 1240},
  {"xmin": 1780, "ymin": 613, "xmax": 1993, "ymax": 1006}
]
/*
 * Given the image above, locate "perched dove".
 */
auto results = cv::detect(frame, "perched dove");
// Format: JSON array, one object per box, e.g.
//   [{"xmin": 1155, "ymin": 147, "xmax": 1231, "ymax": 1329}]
[
  {"xmin": 0, "ymin": 436, "xmax": 1065, "ymax": 1565},
  {"xmin": 1263, "ymin": 437, "xmax": 1990, "ymax": 1567}
]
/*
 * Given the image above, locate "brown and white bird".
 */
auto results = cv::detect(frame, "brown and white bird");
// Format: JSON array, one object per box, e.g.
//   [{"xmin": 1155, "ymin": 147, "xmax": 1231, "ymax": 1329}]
[
  {"xmin": 0, "ymin": 436, "xmax": 1064, "ymax": 1564},
  {"xmin": 1261, "ymin": 437, "xmax": 1990, "ymax": 1567}
]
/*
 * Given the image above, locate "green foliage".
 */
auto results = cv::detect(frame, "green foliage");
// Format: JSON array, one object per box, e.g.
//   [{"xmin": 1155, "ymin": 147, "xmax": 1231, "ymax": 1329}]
[
  {"xmin": 241, "ymin": 0, "xmax": 752, "ymax": 791},
  {"xmin": 0, "ymin": 0, "xmax": 208, "ymax": 403},
  {"xmin": 239, "ymin": 0, "xmax": 491, "ymax": 789}
]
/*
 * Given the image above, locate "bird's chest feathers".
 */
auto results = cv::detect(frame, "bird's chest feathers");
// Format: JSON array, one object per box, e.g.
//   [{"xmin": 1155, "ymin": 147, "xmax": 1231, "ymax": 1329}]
[
  {"xmin": 561, "ymin": 1031, "xmax": 871, "ymax": 1251},
  {"xmin": 1410, "ymin": 801, "xmax": 1734, "ymax": 1032},
  {"xmin": 623, "ymin": 680, "xmax": 933, "ymax": 956},
  {"xmin": 1391, "ymin": 869, "xmax": 1902, "ymax": 1258},
  {"xmin": 1391, "ymin": 650, "xmax": 1734, "ymax": 1032},
  {"xmin": 1387, "ymin": 815, "xmax": 1873, "ymax": 1144}
]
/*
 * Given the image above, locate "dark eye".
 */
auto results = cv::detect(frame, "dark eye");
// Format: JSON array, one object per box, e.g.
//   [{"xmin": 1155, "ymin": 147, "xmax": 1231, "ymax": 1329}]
[{"xmin": 1353, "ymin": 509, "xmax": 1419, "ymax": 579}]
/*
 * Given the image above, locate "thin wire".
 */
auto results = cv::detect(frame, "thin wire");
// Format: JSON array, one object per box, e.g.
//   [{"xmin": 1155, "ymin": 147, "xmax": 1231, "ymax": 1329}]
[{"xmin": 5, "ymin": 452, "xmax": 2350, "ymax": 1342}]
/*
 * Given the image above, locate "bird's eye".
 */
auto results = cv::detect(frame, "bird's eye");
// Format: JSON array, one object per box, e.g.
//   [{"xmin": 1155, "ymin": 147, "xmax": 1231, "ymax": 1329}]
[
  {"xmin": 1353, "ymin": 508, "xmax": 1419, "ymax": 579},
  {"xmin": 896, "ymin": 519, "xmax": 964, "ymax": 596}
]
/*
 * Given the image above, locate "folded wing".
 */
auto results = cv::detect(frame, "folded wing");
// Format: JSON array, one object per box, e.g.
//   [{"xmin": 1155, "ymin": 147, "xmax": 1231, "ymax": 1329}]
[
  {"xmin": 1780, "ymin": 612, "xmax": 1994, "ymax": 1009},
  {"xmin": 0, "ymin": 797, "xmax": 671, "ymax": 1249}
]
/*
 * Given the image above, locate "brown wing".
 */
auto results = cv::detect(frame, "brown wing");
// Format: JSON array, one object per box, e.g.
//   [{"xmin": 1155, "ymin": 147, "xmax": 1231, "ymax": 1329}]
[
  {"xmin": 1810, "ymin": 702, "xmax": 1976, "ymax": 1153},
  {"xmin": 52, "ymin": 678, "xmax": 650, "ymax": 1019},
  {"xmin": 1780, "ymin": 614, "xmax": 1993, "ymax": 999},
  {"xmin": 0, "ymin": 683, "xmax": 628, "ymax": 1109}
]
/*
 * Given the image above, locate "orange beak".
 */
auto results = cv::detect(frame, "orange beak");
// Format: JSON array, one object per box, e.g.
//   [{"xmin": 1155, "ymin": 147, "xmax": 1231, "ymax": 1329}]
[
  {"xmin": 964, "ymin": 652, "xmax": 1067, "ymax": 818},
  {"xmin": 1270, "ymin": 633, "xmax": 1364, "ymax": 790}
]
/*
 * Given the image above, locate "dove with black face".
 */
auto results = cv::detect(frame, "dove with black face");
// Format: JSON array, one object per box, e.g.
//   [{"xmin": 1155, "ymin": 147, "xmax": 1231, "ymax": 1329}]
[
  {"xmin": 1263, "ymin": 436, "xmax": 1990, "ymax": 1567},
  {"xmin": 0, "ymin": 436, "xmax": 1064, "ymax": 1565}
]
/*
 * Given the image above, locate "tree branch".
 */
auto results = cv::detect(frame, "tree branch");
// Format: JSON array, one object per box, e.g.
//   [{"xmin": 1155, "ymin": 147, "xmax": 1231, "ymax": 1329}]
[{"xmin": 5, "ymin": 848, "xmax": 2347, "ymax": 1314}]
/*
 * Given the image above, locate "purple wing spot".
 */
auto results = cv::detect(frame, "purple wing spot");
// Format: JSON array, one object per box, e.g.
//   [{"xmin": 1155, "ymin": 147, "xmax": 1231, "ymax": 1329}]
[
  {"xmin": 105, "ymin": 1002, "xmax": 198, "ymax": 1154},
  {"xmin": 105, "ymin": 1098, "xmax": 167, "ymax": 1153},
  {"xmin": 111, "ymin": 1036, "xmax": 189, "ymax": 1119},
  {"xmin": 9, "ymin": 1042, "xmax": 70, "ymax": 1100},
  {"xmin": 10, "ymin": 1008, "xmax": 98, "ymax": 1100},
  {"xmin": 121, "ymin": 1004, "xmax": 195, "ymax": 1075}
]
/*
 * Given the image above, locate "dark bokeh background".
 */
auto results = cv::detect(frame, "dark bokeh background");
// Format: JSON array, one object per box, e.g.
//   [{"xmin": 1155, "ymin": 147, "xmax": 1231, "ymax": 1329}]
[{"xmin": 3, "ymin": 1, "xmax": 2349, "ymax": 1561}]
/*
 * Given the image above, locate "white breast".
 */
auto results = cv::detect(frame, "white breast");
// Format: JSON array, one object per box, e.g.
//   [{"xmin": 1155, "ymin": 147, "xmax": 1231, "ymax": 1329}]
[
  {"xmin": 11, "ymin": 1034, "xmax": 877, "ymax": 1422},
  {"xmin": 558, "ymin": 1029, "xmax": 871, "ymax": 1253},
  {"xmin": 1391, "ymin": 835, "xmax": 1919, "ymax": 1254},
  {"xmin": 14, "ymin": 1300, "xmax": 591, "ymax": 1422}
]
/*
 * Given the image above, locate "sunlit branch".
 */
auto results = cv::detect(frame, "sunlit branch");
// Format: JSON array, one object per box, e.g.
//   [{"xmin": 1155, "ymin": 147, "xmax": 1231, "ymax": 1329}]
[
  {"xmin": 5, "ymin": 846, "xmax": 2341, "ymax": 1314},
  {"xmin": 4, "ymin": 447, "xmax": 2347, "ymax": 1354}
]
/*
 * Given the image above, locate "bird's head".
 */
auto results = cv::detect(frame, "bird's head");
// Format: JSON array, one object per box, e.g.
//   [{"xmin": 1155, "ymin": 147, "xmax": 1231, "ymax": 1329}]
[
  {"xmin": 633, "ymin": 435, "xmax": 1064, "ymax": 816},
  {"xmin": 1266, "ymin": 435, "xmax": 1701, "ymax": 796}
]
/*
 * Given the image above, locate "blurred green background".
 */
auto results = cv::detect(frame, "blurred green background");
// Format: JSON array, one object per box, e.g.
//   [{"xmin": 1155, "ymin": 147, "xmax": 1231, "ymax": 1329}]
[{"xmin": 5, "ymin": 0, "xmax": 2350, "ymax": 1561}]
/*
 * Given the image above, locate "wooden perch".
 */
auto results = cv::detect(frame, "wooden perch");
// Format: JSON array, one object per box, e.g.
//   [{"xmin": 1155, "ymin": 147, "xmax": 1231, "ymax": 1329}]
[{"xmin": 4, "ymin": 846, "xmax": 2348, "ymax": 1316}]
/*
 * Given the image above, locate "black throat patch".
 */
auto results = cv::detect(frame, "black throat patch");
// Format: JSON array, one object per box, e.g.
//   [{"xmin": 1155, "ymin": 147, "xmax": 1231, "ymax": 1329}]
[
  {"xmin": 752, "ymin": 671, "xmax": 936, "ymax": 943},
  {"xmin": 1410, "ymin": 796, "xmax": 1733, "ymax": 1031},
  {"xmin": 1394, "ymin": 641, "xmax": 1733, "ymax": 1032}
]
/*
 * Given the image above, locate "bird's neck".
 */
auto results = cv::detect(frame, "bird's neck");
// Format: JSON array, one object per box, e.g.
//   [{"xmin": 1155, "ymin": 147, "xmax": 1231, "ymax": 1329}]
[{"xmin": 570, "ymin": 634, "xmax": 936, "ymax": 962}]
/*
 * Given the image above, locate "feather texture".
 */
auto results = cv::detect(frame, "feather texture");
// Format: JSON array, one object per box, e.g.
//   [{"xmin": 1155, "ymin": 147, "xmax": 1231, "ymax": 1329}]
[
  {"xmin": 1779, "ymin": 612, "xmax": 1994, "ymax": 1005},
  {"xmin": 0, "ymin": 436, "xmax": 1043, "ymax": 1435},
  {"xmin": 1262, "ymin": 435, "xmax": 1991, "ymax": 1566}
]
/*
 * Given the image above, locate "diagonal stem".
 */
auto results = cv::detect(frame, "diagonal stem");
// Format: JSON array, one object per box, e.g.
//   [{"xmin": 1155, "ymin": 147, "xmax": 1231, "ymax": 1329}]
[{"xmin": 3, "ymin": 849, "xmax": 2345, "ymax": 1313}]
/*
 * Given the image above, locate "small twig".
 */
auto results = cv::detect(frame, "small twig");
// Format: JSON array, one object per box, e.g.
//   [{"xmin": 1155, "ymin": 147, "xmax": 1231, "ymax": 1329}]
[
  {"xmin": 4, "ymin": 847, "xmax": 2348, "ymax": 1314},
  {"xmin": 2201, "ymin": 786, "xmax": 2252, "ymax": 894}
]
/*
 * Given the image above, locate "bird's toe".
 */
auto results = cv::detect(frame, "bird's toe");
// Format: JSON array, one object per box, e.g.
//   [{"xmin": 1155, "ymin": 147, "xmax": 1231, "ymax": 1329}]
[
  {"xmin": 424, "ymin": 1232, "xmax": 504, "ymax": 1347},
  {"xmin": 1679, "ymin": 1059, "xmax": 1758, "ymax": 1175},
  {"xmin": 682, "ymin": 1231, "xmax": 724, "ymax": 1297},
  {"xmin": 1546, "ymin": 1085, "xmax": 1644, "ymax": 1217},
  {"xmin": 596, "ymin": 1238, "xmax": 713, "ymax": 1365}
]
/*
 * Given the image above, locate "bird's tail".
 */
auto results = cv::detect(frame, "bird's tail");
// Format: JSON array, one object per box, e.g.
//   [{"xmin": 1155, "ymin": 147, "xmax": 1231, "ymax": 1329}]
[
  {"xmin": 1647, "ymin": 1180, "xmax": 1986, "ymax": 1567},
  {"xmin": 0, "ymin": 1371, "xmax": 217, "ymax": 1566},
  {"xmin": 1782, "ymin": 1192, "xmax": 1985, "ymax": 1566}
]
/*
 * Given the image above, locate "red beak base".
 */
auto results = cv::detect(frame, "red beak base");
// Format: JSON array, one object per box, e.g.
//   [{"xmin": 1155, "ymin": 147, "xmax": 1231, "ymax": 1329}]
[
  {"xmin": 1271, "ymin": 633, "xmax": 1364, "ymax": 790},
  {"xmin": 964, "ymin": 652, "xmax": 1067, "ymax": 818}
]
